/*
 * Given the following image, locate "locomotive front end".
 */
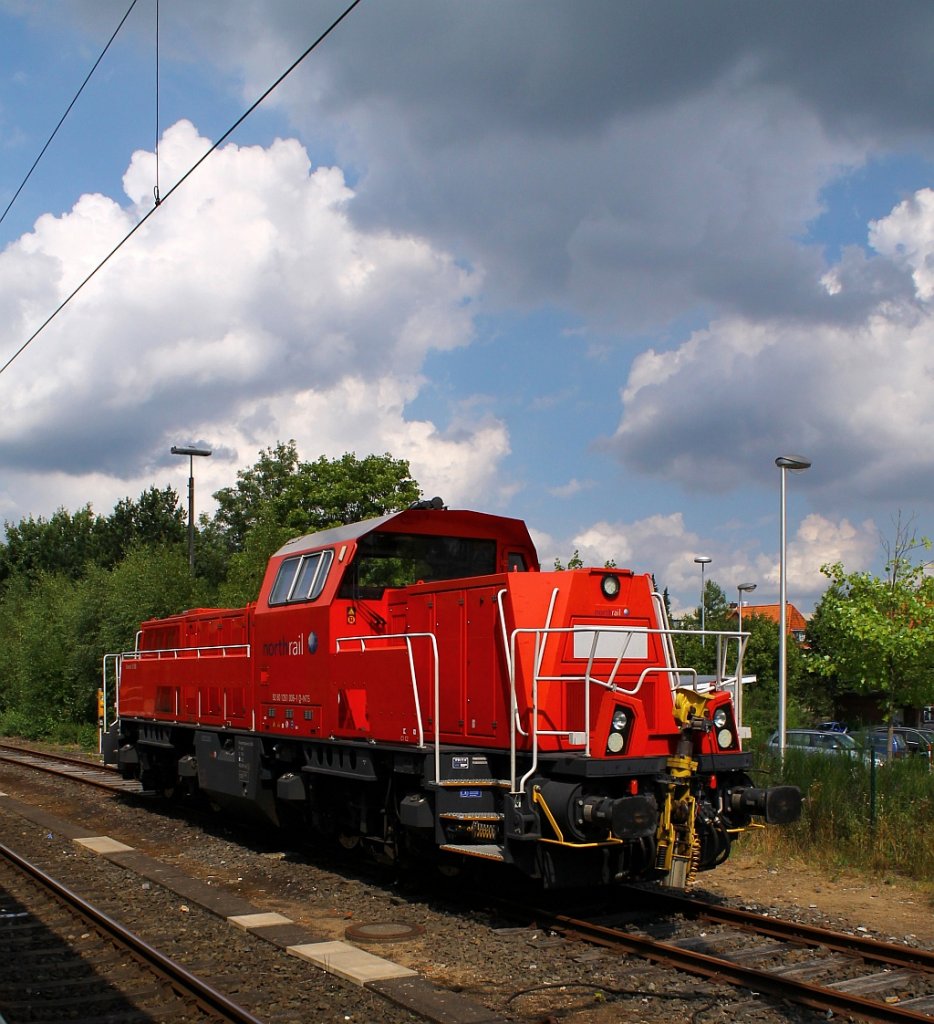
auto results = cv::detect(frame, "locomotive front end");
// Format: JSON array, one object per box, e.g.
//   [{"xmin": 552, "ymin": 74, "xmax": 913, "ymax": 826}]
[{"xmin": 500, "ymin": 567, "xmax": 801, "ymax": 888}]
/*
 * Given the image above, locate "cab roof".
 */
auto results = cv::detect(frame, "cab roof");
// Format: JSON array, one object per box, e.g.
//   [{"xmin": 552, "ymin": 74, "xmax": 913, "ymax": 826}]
[{"xmin": 273, "ymin": 507, "xmax": 539, "ymax": 568}]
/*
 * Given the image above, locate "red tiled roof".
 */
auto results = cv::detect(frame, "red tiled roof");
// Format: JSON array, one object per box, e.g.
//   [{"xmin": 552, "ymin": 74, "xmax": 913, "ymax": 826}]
[{"xmin": 731, "ymin": 603, "xmax": 808, "ymax": 633}]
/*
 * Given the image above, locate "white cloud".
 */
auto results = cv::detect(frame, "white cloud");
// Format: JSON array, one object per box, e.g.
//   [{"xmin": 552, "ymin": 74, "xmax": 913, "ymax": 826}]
[
  {"xmin": 752, "ymin": 514, "xmax": 878, "ymax": 601},
  {"xmin": 533, "ymin": 510, "xmax": 876, "ymax": 616},
  {"xmin": 548, "ymin": 478, "xmax": 593, "ymax": 499},
  {"xmin": 611, "ymin": 186, "xmax": 934, "ymax": 510},
  {"xmin": 0, "ymin": 120, "xmax": 506, "ymax": 521},
  {"xmin": 868, "ymin": 188, "xmax": 934, "ymax": 302}
]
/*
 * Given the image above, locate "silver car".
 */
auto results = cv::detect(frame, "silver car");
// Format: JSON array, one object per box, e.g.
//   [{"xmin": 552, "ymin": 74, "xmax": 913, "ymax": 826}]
[{"xmin": 767, "ymin": 729, "xmax": 864, "ymax": 758}]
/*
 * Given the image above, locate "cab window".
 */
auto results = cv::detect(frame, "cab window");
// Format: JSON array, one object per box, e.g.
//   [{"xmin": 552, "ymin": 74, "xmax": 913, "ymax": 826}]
[
  {"xmin": 269, "ymin": 550, "xmax": 333, "ymax": 605},
  {"xmin": 338, "ymin": 532, "xmax": 496, "ymax": 600}
]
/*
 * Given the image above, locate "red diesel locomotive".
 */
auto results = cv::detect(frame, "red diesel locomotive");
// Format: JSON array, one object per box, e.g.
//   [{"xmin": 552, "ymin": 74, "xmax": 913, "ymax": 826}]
[{"xmin": 105, "ymin": 502, "xmax": 800, "ymax": 888}]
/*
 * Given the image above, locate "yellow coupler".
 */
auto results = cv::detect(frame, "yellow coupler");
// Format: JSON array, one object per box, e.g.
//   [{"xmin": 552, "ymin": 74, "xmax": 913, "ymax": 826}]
[{"xmin": 655, "ymin": 689, "xmax": 719, "ymax": 888}]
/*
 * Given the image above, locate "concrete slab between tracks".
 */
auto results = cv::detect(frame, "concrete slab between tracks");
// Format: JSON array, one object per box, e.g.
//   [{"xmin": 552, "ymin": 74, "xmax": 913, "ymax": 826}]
[
  {"xmin": 289, "ymin": 940, "xmax": 417, "ymax": 985},
  {"xmin": 229, "ymin": 911, "xmax": 294, "ymax": 930},
  {"xmin": 0, "ymin": 794, "xmax": 512, "ymax": 1024},
  {"xmin": 74, "ymin": 836, "xmax": 134, "ymax": 854}
]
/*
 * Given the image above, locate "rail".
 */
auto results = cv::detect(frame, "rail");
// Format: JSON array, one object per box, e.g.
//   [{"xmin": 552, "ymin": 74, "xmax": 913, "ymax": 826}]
[
  {"xmin": 335, "ymin": 631, "xmax": 441, "ymax": 783},
  {"xmin": 0, "ymin": 841, "xmax": 265, "ymax": 1024}
]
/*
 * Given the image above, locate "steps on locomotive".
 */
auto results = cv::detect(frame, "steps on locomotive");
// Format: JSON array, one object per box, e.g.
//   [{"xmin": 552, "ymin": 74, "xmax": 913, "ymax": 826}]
[
  {"xmin": 439, "ymin": 842, "xmax": 506, "ymax": 862},
  {"xmin": 428, "ymin": 776, "xmax": 512, "ymax": 788},
  {"xmin": 428, "ymin": 756, "xmax": 509, "ymax": 851}
]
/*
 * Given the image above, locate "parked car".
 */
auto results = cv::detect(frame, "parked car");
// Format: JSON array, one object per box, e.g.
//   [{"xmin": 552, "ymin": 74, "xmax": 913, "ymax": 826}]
[
  {"xmin": 870, "ymin": 727, "xmax": 932, "ymax": 765},
  {"xmin": 768, "ymin": 729, "xmax": 864, "ymax": 757},
  {"xmin": 853, "ymin": 729, "xmax": 908, "ymax": 764},
  {"xmin": 815, "ymin": 720, "xmax": 848, "ymax": 733}
]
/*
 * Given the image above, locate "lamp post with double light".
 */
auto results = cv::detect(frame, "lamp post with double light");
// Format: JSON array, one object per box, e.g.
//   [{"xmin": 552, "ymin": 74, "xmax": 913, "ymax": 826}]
[
  {"xmin": 735, "ymin": 581, "xmax": 757, "ymax": 738},
  {"xmin": 694, "ymin": 555, "xmax": 712, "ymax": 645},
  {"xmin": 775, "ymin": 455, "xmax": 811, "ymax": 758},
  {"xmin": 171, "ymin": 445, "xmax": 212, "ymax": 572}
]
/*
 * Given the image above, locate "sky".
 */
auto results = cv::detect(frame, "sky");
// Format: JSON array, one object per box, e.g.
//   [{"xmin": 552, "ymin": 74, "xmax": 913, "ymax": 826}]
[{"xmin": 2, "ymin": 1, "xmax": 934, "ymax": 616}]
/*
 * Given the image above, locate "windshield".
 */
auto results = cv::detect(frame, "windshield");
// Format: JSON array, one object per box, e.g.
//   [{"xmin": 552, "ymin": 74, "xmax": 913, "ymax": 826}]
[{"xmin": 338, "ymin": 531, "xmax": 497, "ymax": 600}]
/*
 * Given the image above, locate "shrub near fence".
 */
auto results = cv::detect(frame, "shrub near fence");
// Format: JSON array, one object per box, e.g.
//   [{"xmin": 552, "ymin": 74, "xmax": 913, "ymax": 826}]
[{"xmin": 752, "ymin": 749, "xmax": 934, "ymax": 882}]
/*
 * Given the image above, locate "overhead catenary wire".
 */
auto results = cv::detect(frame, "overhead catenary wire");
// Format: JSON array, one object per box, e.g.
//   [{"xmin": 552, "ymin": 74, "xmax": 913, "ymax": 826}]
[
  {"xmin": 0, "ymin": 0, "xmax": 141, "ymax": 228},
  {"xmin": 0, "ymin": 0, "xmax": 364, "ymax": 380}
]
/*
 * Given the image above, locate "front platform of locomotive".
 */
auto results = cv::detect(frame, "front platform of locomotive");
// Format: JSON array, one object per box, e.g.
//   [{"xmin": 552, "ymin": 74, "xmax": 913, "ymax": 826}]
[{"xmin": 497, "ymin": 565, "xmax": 801, "ymax": 888}]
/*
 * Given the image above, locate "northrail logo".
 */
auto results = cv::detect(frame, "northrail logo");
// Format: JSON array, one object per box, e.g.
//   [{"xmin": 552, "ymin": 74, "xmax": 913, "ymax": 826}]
[{"xmin": 262, "ymin": 632, "xmax": 318, "ymax": 657}]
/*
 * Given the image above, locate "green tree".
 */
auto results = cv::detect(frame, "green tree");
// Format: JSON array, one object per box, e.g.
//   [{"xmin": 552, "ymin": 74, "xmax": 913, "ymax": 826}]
[
  {"xmin": 212, "ymin": 445, "xmax": 421, "ymax": 604},
  {"xmin": 212, "ymin": 440, "xmax": 301, "ymax": 553},
  {"xmin": 0, "ymin": 505, "xmax": 105, "ymax": 581},
  {"xmin": 0, "ymin": 544, "xmax": 204, "ymax": 740},
  {"xmin": 218, "ymin": 507, "xmax": 295, "ymax": 606},
  {"xmin": 0, "ymin": 488, "xmax": 187, "ymax": 582},
  {"xmin": 279, "ymin": 451, "xmax": 421, "ymax": 534},
  {"xmin": 553, "ymin": 550, "xmax": 584, "ymax": 570},
  {"xmin": 674, "ymin": 579, "xmax": 731, "ymax": 674},
  {"xmin": 103, "ymin": 486, "xmax": 186, "ymax": 565},
  {"xmin": 810, "ymin": 521, "xmax": 934, "ymax": 722},
  {"xmin": 553, "ymin": 551, "xmax": 617, "ymax": 570}
]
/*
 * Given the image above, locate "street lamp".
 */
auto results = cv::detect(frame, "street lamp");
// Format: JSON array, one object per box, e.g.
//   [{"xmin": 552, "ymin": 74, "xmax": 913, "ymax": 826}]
[
  {"xmin": 171, "ymin": 444, "xmax": 212, "ymax": 571},
  {"xmin": 694, "ymin": 555, "xmax": 712, "ymax": 645},
  {"xmin": 775, "ymin": 454, "xmax": 811, "ymax": 758},
  {"xmin": 735, "ymin": 581, "xmax": 757, "ymax": 736}
]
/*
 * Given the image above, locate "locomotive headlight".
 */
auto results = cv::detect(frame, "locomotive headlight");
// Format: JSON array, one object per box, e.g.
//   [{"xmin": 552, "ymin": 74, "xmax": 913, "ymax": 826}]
[
  {"xmin": 717, "ymin": 728, "xmax": 734, "ymax": 749},
  {"xmin": 606, "ymin": 704, "xmax": 633, "ymax": 756},
  {"xmin": 601, "ymin": 574, "xmax": 620, "ymax": 599},
  {"xmin": 713, "ymin": 707, "xmax": 729, "ymax": 729}
]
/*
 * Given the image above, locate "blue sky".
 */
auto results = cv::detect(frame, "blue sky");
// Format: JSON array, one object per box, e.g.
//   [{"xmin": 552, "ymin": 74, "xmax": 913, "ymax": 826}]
[{"xmin": 3, "ymin": 1, "xmax": 934, "ymax": 615}]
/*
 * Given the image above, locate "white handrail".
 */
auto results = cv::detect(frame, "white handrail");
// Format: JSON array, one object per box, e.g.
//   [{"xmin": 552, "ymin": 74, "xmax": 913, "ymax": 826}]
[
  {"xmin": 501, "ymin": 586, "xmax": 560, "ymax": 746},
  {"xmin": 335, "ymin": 631, "xmax": 440, "ymax": 781},
  {"xmin": 507, "ymin": 622, "xmax": 749, "ymax": 794},
  {"xmin": 121, "ymin": 643, "xmax": 251, "ymax": 660},
  {"xmin": 651, "ymin": 589, "xmax": 680, "ymax": 677},
  {"xmin": 100, "ymin": 653, "xmax": 122, "ymax": 758}
]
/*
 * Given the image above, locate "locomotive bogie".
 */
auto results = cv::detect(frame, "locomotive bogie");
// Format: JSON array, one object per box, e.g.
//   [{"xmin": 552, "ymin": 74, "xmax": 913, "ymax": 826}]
[{"xmin": 105, "ymin": 505, "xmax": 801, "ymax": 889}]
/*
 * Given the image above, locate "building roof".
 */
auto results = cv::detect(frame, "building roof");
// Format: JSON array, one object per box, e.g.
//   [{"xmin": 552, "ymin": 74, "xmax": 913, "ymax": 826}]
[{"xmin": 731, "ymin": 602, "xmax": 808, "ymax": 633}]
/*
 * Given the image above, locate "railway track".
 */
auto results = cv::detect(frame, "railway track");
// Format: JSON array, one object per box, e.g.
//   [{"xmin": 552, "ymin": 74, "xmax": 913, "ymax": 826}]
[
  {"xmin": 0, "ymin": 839, "xmax": 265, "ymax": 1024},
  {"xmin": 3, "ymin": 741, "xmax": 932, "ymax": 1023},
  {"xmin": 517, "ymin": 888, "xmax": 934, "ymax": 1023},
  {"xmin": 0, "ymin": 741, "xmax": 147, "ymax": 794}
]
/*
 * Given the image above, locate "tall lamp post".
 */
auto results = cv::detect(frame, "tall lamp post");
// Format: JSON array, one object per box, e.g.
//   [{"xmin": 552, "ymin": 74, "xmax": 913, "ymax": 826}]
[
  {"xmin": 694, "ymin": 555, "xmax": 712, "ymax": 645},
  {"xmin": 775, "ymin": 454, "xmax": 811, "ymax": 757},
  {"xmin": 171, "ymin": 445, "xmax": 212, "ymax": 572},
  {"xmin": 735, "ymin": 581, "xmax": 757, "ymax": 737}
]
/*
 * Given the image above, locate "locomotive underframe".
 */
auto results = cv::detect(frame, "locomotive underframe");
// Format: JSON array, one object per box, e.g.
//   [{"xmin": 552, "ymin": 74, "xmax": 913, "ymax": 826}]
[{"xmin": 112, "ymin": 718, "xmax": 764, "ymax": 888}]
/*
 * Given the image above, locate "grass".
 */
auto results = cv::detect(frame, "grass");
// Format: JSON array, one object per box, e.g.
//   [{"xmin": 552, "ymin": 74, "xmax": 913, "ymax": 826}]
[{"xmin": 749, "ymin": 748, "xmax": 934, "ymax": 885}]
